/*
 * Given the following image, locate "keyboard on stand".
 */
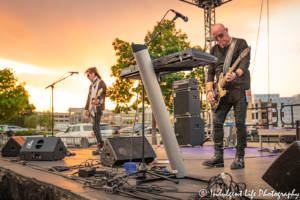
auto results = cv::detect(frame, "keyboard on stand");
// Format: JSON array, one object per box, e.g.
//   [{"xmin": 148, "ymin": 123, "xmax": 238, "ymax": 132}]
[{"xmin": 120, "ymin": 48, "xmax": 218, "ymax": 80}]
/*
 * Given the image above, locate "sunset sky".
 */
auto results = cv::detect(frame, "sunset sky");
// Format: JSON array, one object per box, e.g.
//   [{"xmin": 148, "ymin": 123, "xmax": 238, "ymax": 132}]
[{"xmin": 1, "ymin": 0, "xmax": 299, "ymax": 112}]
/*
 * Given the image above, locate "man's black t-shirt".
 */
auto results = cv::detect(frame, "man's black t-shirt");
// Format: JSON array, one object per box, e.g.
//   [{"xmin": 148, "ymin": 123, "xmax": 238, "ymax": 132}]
[{"xmin": 207, "ymin": 38, "xmax": 251, "ymax": 102}]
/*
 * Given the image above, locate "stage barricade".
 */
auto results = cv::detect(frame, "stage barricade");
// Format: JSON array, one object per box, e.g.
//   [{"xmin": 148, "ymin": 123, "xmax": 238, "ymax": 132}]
[{"xmin": 1, "ymin": 135, "xmax": 162, "ymax": 150}]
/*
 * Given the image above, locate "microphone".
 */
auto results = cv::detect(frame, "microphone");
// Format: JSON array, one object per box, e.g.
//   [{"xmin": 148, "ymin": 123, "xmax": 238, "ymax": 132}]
[
  {"xmin": 171, "ymin": 10, "xmax": 188, "ymax": 22},
  {"xmin": 68, "ymin": 71, "xmax": 79, "ymax": 74}
]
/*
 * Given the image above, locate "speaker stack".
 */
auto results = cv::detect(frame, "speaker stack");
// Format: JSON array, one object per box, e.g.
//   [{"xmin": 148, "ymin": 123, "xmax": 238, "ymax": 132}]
[{"xmin": 173, "ymin": 78, "xmax": 204, "ymax": 146}]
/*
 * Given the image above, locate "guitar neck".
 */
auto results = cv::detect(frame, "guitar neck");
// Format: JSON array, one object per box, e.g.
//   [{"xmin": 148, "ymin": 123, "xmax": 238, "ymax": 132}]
[
  {"xmin": 227, "ymin": 56, "xmax": 241, "ymax": 74},
  {"xmin": 219, "ymin": 55, "xmax": 241, "ymax": 86}
]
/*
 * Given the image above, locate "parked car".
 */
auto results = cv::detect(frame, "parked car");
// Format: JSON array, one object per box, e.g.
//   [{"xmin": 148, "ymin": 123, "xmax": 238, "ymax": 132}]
[
  {"xmin": 56, "ymin": 124, "xmax": 95, "ymax": 148},
  {"xmin": 120, "ymin": 122, "xmax": 152, "ymax": 134},
  {"xmin": 135, "ymin": 127, "xmax": 162, "ymax": 145},
  {"xmin": 0, "ymin": 125, "xmax": 8, "ymax": 130},
  {"xmin": 3, "ymin": 126, "xmax": 28, "ymax": 132},
  {"xmin": 111, "ymin": 124, "xmax": 129, "ymax": 134},
  {"xmin": 100, "ymin": 123, "xmax": 113, "ymax": 135},
  {"xmin": 55, "ymin": 124, "xmax": 70, "ymax": 131},
  {"xmin": 56, "ymin": 123, "xmax": 113, "ymax": 148}
]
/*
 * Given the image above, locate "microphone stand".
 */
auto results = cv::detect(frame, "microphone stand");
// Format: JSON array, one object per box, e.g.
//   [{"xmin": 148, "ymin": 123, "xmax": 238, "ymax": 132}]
[
  {"xmin": 145, "ymin": 15, "xmax": 178, "ymax": 46},
  {"xmin": 45, "ymin": 72, "xmax": 77, "ymax": 137},
  {"xmin": 130, "ymin": 15, "xmax": 179, "ymax": 61}
]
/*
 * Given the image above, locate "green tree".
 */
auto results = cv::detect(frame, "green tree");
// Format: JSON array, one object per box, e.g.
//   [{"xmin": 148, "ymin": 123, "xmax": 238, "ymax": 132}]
[
  {"xmin": 25, "ymin": 114, "xmax": 39, "ymax": 129},
  {"xmin": 4, "ymin": 100, "xmax": 36, "ymax": 127},
  {"xmin": 38, "ymin": 111, "xmax": 56, "ymax": 131},
  {"xmin": 0, "ymin": 68, "xmax": 29, "ymax": 124},
  {"xmin": 107, "ymin": 38, "xmax": 136, "ymax": 115}
]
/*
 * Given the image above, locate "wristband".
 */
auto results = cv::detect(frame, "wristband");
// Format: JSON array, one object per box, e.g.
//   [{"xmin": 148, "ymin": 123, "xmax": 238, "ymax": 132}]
[
  {"xmin": 235, "ymin": 71, "xmax": 240, "ymax": 80},
  {"xmin": 207, "ymin": 90, "xmax": 213, "ymax": 94}
]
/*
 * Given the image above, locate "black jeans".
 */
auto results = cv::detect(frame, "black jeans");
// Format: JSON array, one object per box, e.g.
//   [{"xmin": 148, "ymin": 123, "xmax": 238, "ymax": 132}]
[
  {"xmin": 93, "ymin": 111, "xmax": 103, "ymax": 149},
  {"xmin": 213, "ymin": 93, "xmax": 248, "ymax": 157}
]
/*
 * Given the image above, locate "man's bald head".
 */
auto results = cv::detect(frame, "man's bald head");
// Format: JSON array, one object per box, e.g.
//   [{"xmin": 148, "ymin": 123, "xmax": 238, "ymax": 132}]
[
  {"xmin": 212, "ymin": 23, "xmax": 225, "ymax": 33},
  {"xmin": 211, "ymin": 23, "xmax": 231, "ymax": 48}
]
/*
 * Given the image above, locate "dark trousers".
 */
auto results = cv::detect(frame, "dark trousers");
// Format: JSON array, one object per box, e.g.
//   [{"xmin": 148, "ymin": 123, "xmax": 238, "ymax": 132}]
[
  {"xmin": 213, "ymin": 94, "xmax": 248, "ymax": 157},
  {"xmin": 93, "ymin": 111, "xmax": 103, "ymax": 149}
]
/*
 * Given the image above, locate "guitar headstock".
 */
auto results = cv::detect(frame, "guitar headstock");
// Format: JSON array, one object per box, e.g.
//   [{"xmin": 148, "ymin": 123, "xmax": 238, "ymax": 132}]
[{"xmin": 240, "ymin": 46, "xmax": 251, "ymax": 59}]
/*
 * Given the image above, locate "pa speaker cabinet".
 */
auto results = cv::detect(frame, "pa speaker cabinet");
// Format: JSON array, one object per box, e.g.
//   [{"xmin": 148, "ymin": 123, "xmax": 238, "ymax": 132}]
[
  {"xmin": 100, "ymin": 137, "xmax": 157, "ymax": 166},
  {"xmin": 173, "ymin": 78, "xmax": 198, "ymax": 91},
  {"xmin": 262, "ymin": 141, "xmax": 300, "ymax": 193},
  {"xmin": 20, "ymin": 137, "xmax": 67, "ymax": 161},
  {"xmin": 174, "ymin": 115, "xmax": 204, "ymax": 146},
  {"xmin": 1, "ymin": 136, "xmax": 25, "ymax": 157},
  {"xmin": 173, "ymin": 89, "xmax": 200, "ymax": 116}
]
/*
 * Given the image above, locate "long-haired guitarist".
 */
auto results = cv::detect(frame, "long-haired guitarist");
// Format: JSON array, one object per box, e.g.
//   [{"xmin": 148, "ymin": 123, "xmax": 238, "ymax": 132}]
[
  {"xmin": 202, "ymin": 23, "xmax": 250, "ymax": 169},
  {"xmin": 84, "ymin": 67, "xmax": 107, "ymax": 154}
]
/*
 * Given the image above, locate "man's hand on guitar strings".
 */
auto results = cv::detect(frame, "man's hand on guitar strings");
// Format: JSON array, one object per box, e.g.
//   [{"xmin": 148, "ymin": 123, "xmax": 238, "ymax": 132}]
[
  {"xmin": 208, "ymin": 91, "xmax": 215, "ymax": 104},
  {"xmin": 92, "ymin": 100, "xmax": 99, "ymax": 105},
  {"xmin": 226, "ymin": 71, "xmax": 236, "ymax": 82}
]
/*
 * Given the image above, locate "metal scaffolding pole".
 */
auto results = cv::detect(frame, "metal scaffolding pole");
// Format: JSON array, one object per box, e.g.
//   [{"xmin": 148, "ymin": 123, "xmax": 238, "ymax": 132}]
[{"xmin": 204, "ymin": 3, "xmax": 216, "ymax": 53}]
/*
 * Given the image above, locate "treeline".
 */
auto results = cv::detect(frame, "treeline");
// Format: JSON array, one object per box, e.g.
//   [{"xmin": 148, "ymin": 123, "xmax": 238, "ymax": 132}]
[{"xmin": 0, "ymin": 68, "xmax": 55, "ymax": 130}]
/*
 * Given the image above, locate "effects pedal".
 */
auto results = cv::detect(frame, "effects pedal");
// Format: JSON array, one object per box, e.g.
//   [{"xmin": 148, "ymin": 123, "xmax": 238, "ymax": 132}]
[{"xmin": 78, "ymin": 167, "xmax": 96, "ymax": 177}]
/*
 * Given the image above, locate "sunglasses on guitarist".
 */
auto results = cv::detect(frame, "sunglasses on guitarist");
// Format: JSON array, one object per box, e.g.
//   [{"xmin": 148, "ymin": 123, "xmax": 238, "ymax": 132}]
[{"xmin": 214, "ymin": 30, "xmax": 225, "ymax": 41}]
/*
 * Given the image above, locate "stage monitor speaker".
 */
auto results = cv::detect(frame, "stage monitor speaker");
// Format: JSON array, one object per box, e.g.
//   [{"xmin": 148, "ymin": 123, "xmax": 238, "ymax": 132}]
[
  {"xmin": 20, "ymin": 137, "xmax": 67, "ymax": 161},
  {"xmin": 174, "ymin": 115, "xmax": 204, "ymax": 146},
  {"xmin": 173, "ymin": 78, "xmax": 198, "ymax": 91},
  {"xmin": 173, "ymin": 89, "xmax": 200, "ymax": 116},
  {"xmin": 100, "ymin": 137, "xmax": 157, "ymax": 166},
  {"xmin": 262, "ymin": 141, "xmax": 300, "ymax": 193},
  {"xmin": 1, "ymin": 136, "xmax": 25, "ymax": 157}
]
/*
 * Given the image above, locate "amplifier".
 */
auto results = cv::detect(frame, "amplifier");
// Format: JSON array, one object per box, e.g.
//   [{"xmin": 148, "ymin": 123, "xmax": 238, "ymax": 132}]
[
  {"xmin": 174, "ymin": 115, "xmax": 204, "ymax": 146},
  {"xmin": 173, "ymin": 78, "xmax": 198, "ymax": 91},
  {"xmin": 173, "ymin": 89, "xmax": 200, "ymax": 116}
]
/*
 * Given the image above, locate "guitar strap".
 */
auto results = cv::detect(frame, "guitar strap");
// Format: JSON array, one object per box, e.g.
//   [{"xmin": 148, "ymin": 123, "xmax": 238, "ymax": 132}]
[
  {"xmin": 223, "ymin": 38, "xmax": 237, "ymax": 76},
  {"xmin": 92, "ymin": 79, "xmax": 101, "ymax": 99},
  {"xmin": 91, "ymin": 79, "xmax": 101, "ymax": 113}
]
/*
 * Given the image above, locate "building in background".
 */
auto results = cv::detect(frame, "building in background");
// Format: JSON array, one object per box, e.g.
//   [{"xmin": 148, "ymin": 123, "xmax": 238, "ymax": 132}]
[
  {"xmin": 68, "ymin": 107, "xmax": 154, "ymax": 125},
  {"xmin": 54, "ymin": 112, "xmax": 70, "ymax": 130},
  {"xmin": 38, "ymin": 93, "xmax": 299, "ymax": 130},
  {"xmin": 35, "ymin": 111, "xmax": 70, "ymax": 131},
  {"xmin": 69, "ymin": 107, "xmax": 89, "ymax": 124}
]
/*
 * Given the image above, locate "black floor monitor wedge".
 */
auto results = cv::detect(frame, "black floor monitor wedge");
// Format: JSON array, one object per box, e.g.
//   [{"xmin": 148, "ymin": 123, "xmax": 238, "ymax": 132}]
[{"xmin": 20, "ymin": 137, "xmax": 67, "ymax": 161}]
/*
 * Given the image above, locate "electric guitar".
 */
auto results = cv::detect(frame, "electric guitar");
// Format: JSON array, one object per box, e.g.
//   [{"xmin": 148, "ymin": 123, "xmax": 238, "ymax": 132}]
[
  {"xmin": 89, "ymin": 88, "xmax": 103, "ymax": 123},
  {"xmin": 211, "ymin": 46, "xmax": 251, "ymax": 112}
]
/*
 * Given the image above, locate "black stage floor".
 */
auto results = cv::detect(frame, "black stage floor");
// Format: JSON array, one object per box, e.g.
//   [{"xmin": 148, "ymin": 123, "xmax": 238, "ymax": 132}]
[{"xmin": 0, "ymin": 142, "xmax": 296, "ymax": 200}]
